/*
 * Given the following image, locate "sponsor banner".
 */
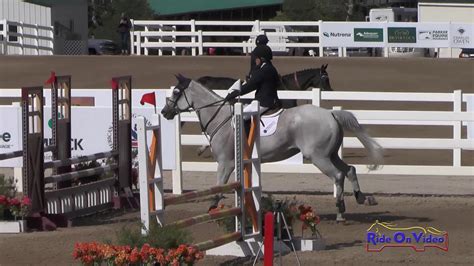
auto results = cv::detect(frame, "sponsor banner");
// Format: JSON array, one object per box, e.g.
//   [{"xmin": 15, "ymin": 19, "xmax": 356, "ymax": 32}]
[
  {"xmin": 388, "ymin": 27, "xmax": 417, "ymax": 44},
  {"xmin": 354, "ymin": 28, "xmax": 383, "ymax": 42},
  {"xmin": 320, "ymin": 22, "xmax": 467, "ymax": 49},
  {"xmin": 0, "ymin": 106, "xmax": 22, "ymax": 166},
  {"xmin": 320, "ymin": 22, "xmax": 386, "ymax": 48},
  {"xmin": 450, "ymin": 23, "xmax": 473, "ymax": 48},
  {"xmin": 0, "ymin": 106, "xmax": 177, "ymax": 169},
  {"xmin": 416, "ymin": 23, "xmax": 449, "ymax": 48}
]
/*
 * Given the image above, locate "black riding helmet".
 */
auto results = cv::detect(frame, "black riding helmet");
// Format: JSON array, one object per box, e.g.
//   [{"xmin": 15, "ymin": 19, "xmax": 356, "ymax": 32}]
[
  {"xmin": 256, "ymin": 34, "xmax": 269, "ymax": 45},
  {"xmin": 253, "ymin": 45, "xmax": 273, "ymax": 61}
]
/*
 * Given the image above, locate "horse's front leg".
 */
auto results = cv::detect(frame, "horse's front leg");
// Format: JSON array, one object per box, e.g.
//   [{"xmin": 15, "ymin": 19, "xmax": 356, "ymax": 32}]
[{"xmin": 208, "ymin": 160, "xmax": 235, "ymax": 211}]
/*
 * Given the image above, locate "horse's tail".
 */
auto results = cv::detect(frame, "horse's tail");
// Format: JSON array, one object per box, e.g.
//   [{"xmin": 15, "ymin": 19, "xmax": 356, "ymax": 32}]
[{"xmin": 331, "ymin": 110, "xmax": 383, "ymax": 170}]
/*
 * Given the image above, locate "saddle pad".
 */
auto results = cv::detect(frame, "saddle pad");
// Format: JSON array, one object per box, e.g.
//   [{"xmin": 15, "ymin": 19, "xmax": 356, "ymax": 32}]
[{"xmin": 260, "ymin": 109, "xmax": 284, "ymax": 137}]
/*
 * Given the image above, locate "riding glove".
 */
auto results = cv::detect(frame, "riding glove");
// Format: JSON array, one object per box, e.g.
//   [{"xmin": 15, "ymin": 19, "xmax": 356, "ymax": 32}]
[{"xmin": 224, "ymin": 90, "xmax": 240, "ymax": 101}]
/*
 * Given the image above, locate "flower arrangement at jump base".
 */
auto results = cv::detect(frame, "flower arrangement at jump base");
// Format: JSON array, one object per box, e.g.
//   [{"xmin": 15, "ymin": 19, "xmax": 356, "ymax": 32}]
[
  {"xmin": 295, "ymin": 204, "xmax": 321, "ymax": 237},
  {"xmin": 73, "ymin": 242, "xmax": 204, "ymax": 266},
  {"xmin": 0, "ymin": 195, "xmax": 31, "ymax": 220}
]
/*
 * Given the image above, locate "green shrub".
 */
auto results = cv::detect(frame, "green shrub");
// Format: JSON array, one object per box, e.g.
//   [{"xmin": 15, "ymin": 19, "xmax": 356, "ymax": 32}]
[
  {"xmin": 215, "ymin": 194, "xmax": 300, "ymax": 233},
  {"xmin": 115, "ymin": 221, "xmax": 192, "ymax": 250},
  {"xmin": 0, "ymin": 174, "xmax": 16, "ymax": 197}
]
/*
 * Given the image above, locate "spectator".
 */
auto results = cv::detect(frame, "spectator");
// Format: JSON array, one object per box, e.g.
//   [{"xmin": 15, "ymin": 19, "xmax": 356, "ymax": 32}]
[{"xmin": 118, "ymin": 13, "xmax": 132, "ymax": 55}]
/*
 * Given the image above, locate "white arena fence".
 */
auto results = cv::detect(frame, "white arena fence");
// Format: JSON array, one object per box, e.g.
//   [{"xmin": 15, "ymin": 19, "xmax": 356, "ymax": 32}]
[
  {"xmin": 0, "ymin": 19, "xmax": 54, "ymax": 55},
  {"xmin": 164, "ymin": 89, "xmax": 474, "ymax": 194},
  {"xmin": 130, "ymin": 20, "xmax": 321, "ymax": 56},
  {"xmin": 130, "ymin": 20, "xmax": 474, "ymax": 57},
  {"xmin": 1, "ymin": 88, "xmax": 473, "ymax": 195}
]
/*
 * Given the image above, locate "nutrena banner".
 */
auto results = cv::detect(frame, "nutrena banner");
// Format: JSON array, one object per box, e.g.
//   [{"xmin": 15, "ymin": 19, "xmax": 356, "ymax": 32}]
[
  {"xmin": 320, "ymin": 22, "xmax": 386, "ymax": 48},
  {"xmin": 320, "ymin": 22, "xmax": 471, "ymax": 48}
]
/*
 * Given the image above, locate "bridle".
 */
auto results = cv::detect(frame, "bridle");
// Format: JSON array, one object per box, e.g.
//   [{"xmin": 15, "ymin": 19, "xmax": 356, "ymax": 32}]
[
  {"xmin": 293, "ymin": 72, "xmax": 301, "ymax": 90},
  {"xmin": 320, "ymin": 71, "xmax": 329, "ymax": 90},
  {"xmin": 166, "ymin": 85, "xmax": 233, "ymax": 143}
]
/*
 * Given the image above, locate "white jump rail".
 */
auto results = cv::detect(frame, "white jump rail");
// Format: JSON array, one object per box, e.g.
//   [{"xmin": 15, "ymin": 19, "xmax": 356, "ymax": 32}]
[
  {"xmin": 0, "ymin": 19, "xmax": 54, "ymax": 55},
  {"xmin": 138, "ymin": 104, "xmax": 263, "ymax": 256}
]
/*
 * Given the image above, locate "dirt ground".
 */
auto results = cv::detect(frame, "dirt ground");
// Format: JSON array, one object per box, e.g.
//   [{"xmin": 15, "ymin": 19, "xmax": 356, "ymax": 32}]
[
  {"xmin": 1, "ymin": 170, "xmax": 473, "ymax": 265},
  {"xmin": 0, "ymin": 194, "xmax": 472, "ymax": 265},
  {"xmin": 0, "ymin": 56, "xmax": 473, "ymax": 265}
]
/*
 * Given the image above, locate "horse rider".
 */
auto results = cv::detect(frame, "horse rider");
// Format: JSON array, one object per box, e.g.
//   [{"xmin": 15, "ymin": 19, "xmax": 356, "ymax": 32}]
[
  {"xmin": 225, "ymin": 45, "xmax": 281, "ymax": 118},
  {"xmin": 248, "ymin": 34, "xmax": 273, "ymax": 80}
]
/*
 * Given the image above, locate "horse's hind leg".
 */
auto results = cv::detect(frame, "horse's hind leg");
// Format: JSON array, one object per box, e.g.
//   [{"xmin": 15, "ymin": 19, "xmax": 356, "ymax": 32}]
[
  {"xmin": 311, "ymin": 156, "xmax": 346, "ymax": 222},
  {"xmin": 330, "ymin": 154, "xmax": 363, "ymax": 203},
  {"xmin": 331, "ymin": 153, "xmax": 377, "ymax": 206}
]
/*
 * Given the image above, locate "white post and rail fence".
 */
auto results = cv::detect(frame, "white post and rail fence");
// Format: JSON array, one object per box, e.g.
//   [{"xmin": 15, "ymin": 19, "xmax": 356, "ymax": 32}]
[
  {"xmin": 1, "ymin": 88, "xmax": 473, "ymax": 196},
  {"xmin": 0, "ymin": 19, "xmax": 54, "ymax": 55},
  {"xmin": 130, "ymin": 20, "xmax": 473, "ymax": 58}
]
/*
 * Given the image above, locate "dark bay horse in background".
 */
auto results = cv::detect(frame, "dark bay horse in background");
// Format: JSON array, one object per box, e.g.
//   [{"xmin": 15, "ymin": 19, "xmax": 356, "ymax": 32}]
[{"xmin": 197, "ymin": 64, "xmax": 332, "ymax": 108}]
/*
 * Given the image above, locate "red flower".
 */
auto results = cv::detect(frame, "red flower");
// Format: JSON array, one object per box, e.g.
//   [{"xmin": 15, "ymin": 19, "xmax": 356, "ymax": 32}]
[
  {"xmin": 0, "ymin": 195, "xmax": 8, "ymax": 207},
  {"xmin": 297, "ymin": 204, "xmax": 321, "ymax": 236},
  {"xmin": 21, "ymin": 196, "xmax": 31, "ymax": 206},
  {"xmin": 9, "ymin": 198, "xmax": 20, "ymax": 207},
  {"xmin": 72, "ymin": 242, "xmax": 204, "ymax": 265}
]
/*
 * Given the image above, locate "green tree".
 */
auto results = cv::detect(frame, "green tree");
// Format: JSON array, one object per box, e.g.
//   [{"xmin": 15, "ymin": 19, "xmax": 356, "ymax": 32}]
[
  {"xmin": 89, "ymin": 0, "xmax": 154, "ymax": 41},
  {"xmin": 274, "ymin": 0, "xmax": 365, "ymax": 21}
]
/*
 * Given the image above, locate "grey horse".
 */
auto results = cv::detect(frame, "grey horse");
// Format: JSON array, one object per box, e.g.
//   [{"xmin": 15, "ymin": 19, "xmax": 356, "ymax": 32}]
[{"xmin": 161, "ymin": 74, "xmax": 383, "ymax": 221}]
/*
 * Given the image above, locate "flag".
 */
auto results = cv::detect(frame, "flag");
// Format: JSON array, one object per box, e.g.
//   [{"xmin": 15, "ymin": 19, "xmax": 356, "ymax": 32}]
[
  {"xmin": 45, "ymin": 71, "xmax": 56, "ymax": 85},
  {"xmin": 140, "ymin": 92, "xmax": 156, "ymax": 106},
  {"xmin": 110, "ymin": 79, "xmax": 119, "ymax": 90}
]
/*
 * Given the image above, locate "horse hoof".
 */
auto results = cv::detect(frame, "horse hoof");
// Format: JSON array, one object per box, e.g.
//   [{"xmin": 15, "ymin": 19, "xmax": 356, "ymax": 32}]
[
  {"xmin": 365, "ymin": 195, "xmax": 378, "ymax": 206},
  {"xmin": 355, "ymin": 191, "xmax": 366, "ymax": 205},
  {"xmin": 336, "ymin": 214, "xmax": 346, "ymax": 223}
]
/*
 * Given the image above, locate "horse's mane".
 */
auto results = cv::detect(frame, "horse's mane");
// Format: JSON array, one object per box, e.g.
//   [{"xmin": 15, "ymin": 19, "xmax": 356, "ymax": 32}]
[
  {"xmin": 282, "ymin": 68, "xmax": 320, "ymax": 78},
  {"xmin": 192, "ymin": 80, "xmax": 223, "ymax": 100}
]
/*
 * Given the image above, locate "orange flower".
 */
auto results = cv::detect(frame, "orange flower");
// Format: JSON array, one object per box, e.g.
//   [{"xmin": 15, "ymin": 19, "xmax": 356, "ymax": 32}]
[{"xmin": 129, "ymin": 247, "xmax": 140, "ymax": 264}]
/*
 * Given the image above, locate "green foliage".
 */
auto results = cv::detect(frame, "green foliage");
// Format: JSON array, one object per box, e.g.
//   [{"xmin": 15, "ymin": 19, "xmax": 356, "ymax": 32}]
[
  {"xmin": 215, "ymin": 194, "xmax": 300, "ymax": 233},
  {"xmin": 274, "ymin": 0, "xmax": 366, "ymax": 21},
  {"xmin": 89, "ymin": 0, "xmax": 155, "ymax": 41},
  {"xmin": 115, "ymin": 221, "xmax": 192, "ymax": 250},
  {"xmin": 0, "ymin": 174, "xmax": 16, "ymax": 197},
  {"xmin": 73, "ymin": 161, "xmax": 102, "ymax": 184},
  {"xmin": 270, "ymin": 11, "xmax": 292, "ymax": 21}
]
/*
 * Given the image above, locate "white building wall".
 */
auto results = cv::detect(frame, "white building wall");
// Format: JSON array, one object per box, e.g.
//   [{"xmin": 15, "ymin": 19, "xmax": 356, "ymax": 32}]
[
  {"xmin": 418, "ymin": 3, "xmax": 474, "ymax": 58},
  {"xmin": 0, "ymin": 0, "xmax": 51, "ymax": 55}
]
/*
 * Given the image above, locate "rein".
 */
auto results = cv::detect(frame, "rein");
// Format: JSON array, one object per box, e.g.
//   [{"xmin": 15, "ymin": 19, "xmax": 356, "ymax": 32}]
[
  {"xmin": 293, "ymin": 72, "xmax": 301, "ymax": 90},
  {"xmin": 172, "ymin": 89, "xmax": 233, "ymax": 144}
]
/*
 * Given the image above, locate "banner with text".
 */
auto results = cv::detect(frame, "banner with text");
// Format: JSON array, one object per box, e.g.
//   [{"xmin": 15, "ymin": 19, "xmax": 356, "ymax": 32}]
[{"xmin": 320, "ymin": 22, "xmax": 469, "ymax": 48}]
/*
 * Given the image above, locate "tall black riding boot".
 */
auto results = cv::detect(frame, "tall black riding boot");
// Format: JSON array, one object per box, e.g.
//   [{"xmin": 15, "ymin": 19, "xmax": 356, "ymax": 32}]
[{"xmin": 244, "ymin": 119, "xmax": 251, "ymax": 138}]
